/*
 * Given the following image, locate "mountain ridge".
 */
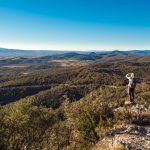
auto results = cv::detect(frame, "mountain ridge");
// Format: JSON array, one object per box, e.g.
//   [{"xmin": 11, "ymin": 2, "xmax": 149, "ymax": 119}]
[{"xmin": 1, "ymin": 47, "xmax": 150, "ymax": 59}]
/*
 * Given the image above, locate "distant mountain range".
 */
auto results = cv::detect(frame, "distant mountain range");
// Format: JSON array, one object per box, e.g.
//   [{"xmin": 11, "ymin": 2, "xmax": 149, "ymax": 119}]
[
  {"xmin": 0, "ymin": 48, "xmax": 150, "ymax": 59},
  {"xmin": 0, "ymin": 49, "xmax": 150, "ymax": 67},
  {"xmin": 0, "ymin": 48, "xmax": 69, "ymax": 59}
]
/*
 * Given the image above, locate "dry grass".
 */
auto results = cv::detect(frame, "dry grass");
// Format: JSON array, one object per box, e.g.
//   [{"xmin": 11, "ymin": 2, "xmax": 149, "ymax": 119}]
[
  {"xmin": 49, "ymin": 59, "xmax": 91, "ymax": 66},
  {"xmin": 111, "ymin": 145, "xmax": 128, "ymax": 150}
]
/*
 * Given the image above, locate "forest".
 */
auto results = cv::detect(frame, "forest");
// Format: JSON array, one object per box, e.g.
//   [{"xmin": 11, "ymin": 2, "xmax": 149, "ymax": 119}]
[{"xmin": 0, "ymin": 53, "xmax": 150, "ymax": 150}]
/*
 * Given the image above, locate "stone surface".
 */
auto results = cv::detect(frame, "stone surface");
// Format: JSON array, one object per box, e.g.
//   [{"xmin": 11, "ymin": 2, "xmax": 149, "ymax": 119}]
[
  {"xmin": 92, "ymin": 105, "xmax": 150, "ymax": 150},
  {"xmin": 93, "ymin": 125, "xmax": 150, "ymax": 150}
]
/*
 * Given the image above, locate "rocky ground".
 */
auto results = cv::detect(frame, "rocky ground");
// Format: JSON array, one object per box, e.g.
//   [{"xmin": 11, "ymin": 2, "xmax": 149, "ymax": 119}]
[{"xmin": 92, "ymin": 103, "xmax": 150, "ymax": 150}]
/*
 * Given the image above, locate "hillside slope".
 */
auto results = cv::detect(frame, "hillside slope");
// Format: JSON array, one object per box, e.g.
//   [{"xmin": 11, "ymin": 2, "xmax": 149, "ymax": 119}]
[{"xmin": 0, "ymin": 58, "xmax": 149, "ymax": 150}]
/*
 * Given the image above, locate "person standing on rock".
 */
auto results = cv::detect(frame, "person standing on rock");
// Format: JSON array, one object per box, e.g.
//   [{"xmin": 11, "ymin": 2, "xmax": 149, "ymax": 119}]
[{"xmin": 126, "ymin": 73, "xmax": 136, "ymax": 104}]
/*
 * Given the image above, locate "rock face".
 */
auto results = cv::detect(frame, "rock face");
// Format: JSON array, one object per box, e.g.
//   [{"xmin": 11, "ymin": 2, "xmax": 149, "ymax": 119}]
[
  {"xmin": 111, "ymin": 125, "xmax": 150, "ymax": 150},
  {"xmin": 93, "ymin": 125, "xmax": 150, "ymax": 150},
  {"xmin": 93, "ymin": 104, "xmax": 150, "ymax": 150}
]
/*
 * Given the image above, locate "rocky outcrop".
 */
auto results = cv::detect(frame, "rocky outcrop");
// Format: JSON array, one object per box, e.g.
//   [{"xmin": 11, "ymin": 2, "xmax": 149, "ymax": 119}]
[
  {"xmin": 93, "ymin": 125, "xmax": 150, "ymax": 150},
  {"xmin": 93, "ymin": 104, "xmax": 150, "ymax": 150}
]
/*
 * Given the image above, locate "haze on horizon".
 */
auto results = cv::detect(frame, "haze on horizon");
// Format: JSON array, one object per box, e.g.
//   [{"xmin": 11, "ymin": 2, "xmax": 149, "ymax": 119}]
[{"xmin": 0, "ymin": 0, "xmax": 150, "ymax": 51}]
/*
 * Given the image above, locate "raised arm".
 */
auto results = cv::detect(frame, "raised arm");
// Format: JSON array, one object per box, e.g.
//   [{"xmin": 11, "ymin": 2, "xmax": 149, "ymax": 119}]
[{"xmin": 126, "ymin": 73, "xmax": 130, "ymax": 79}]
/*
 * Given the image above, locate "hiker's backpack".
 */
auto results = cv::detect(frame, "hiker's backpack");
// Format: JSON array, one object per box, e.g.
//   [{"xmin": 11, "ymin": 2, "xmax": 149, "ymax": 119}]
[{"xmin": 129, "ymin": 78, "xmax": 136, "ymax": 88}]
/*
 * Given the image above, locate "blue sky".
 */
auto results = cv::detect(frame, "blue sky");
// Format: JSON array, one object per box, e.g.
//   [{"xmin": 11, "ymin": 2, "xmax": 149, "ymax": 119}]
[{"xmin": 0, "ymin": 0, "xmax": 150, "ymax": 50}]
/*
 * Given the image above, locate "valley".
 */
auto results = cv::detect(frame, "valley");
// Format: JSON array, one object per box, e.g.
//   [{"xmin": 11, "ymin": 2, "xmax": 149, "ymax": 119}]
[{"xmin": 0, "ymin": 51, "xmax": 150, "ymax": 150}]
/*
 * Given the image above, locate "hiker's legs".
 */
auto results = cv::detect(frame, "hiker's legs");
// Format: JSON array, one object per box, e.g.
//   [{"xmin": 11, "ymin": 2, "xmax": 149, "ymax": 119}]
[
  {"xmin": 131, "ymin": 88, "xmax": 135, "ymax": 102},
  {"xmin": 128, "ymin": 87, "xmax": 132, "ymax": 102}
]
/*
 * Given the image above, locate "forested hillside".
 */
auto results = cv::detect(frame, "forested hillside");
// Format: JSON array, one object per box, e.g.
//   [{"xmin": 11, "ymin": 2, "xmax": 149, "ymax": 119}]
[{"xmin": 0, "ymin": 53, "xmax": 150, "ymax": 150}]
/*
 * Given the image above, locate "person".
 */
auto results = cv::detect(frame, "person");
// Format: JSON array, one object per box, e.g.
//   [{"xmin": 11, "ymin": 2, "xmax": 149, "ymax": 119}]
[{"xmin": 126, "ymin": 73, "xmax": 136, "ymax": 104}]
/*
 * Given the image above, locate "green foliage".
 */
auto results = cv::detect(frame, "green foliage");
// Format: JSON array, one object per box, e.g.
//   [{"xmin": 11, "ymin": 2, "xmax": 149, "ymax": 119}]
[{"xmin": 0, "ymin": 60, "xmax": 149, "ymax": 150}]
